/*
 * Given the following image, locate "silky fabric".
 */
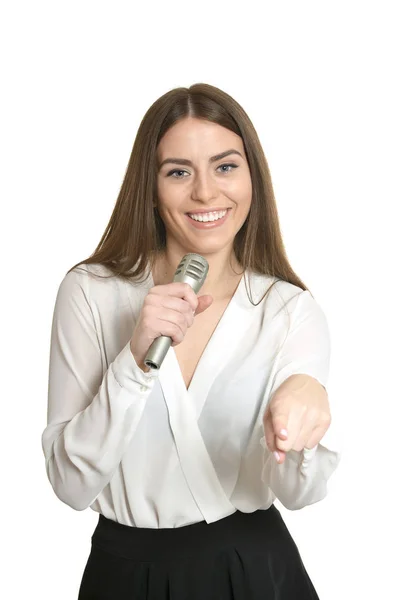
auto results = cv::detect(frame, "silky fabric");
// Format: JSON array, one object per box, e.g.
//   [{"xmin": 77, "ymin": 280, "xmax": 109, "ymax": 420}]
[
  {"xmin": 42, "ymin": 263, "xmax": 341, "ymax": 527},
  {"xmin": 78, "ymin": 505, "xmax": 319, "ymax": 600}
]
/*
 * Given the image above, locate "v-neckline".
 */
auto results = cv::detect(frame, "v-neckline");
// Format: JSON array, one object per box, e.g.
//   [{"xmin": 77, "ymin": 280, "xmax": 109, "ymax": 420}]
[
  {"xmin": 150, "ymin": 268, "xmax": 254, "ymax": 418},
  {"xmin": 182, "ymin": 272, "xmax": 246, "ymax": 395},
  {"xmin": 148, "ymin": 269, "xmax": 245, "ymax": 390}
]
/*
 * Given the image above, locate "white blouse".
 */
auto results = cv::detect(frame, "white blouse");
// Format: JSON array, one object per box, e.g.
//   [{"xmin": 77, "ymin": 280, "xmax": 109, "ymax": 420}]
[{"xmin": 41, "ymin": 262, "xmax": 341, "ymax": 528}]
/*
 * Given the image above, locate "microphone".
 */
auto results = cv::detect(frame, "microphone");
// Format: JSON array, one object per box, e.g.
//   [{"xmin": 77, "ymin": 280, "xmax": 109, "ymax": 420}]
[{"xmin": 144, "ymin": 253, "xmax": 209, "ymax": 370}]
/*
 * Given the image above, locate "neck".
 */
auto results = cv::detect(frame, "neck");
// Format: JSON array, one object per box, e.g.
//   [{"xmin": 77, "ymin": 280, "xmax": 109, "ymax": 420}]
[{"xmin": 152, "ymin": 248, "xmax": 244, "ymax": 302}]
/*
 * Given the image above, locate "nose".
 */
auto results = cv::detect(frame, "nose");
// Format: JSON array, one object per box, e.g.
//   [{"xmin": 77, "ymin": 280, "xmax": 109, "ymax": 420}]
[{"xmin": 190, "ymin": 171, "xmax": 218, "ymax": 203}]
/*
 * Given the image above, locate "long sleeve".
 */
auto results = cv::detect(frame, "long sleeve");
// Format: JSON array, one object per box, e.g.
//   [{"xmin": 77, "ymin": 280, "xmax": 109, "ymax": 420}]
[
  {"xmin": 41, "ymin": 269, "xmax": 158, "ymax": 511},
  {"xmin": 260, "ymin": 289, "xmax": 341, "ymax": 510}
]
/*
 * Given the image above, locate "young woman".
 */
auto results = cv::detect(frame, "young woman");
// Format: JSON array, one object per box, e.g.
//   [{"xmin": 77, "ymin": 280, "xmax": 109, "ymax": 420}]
[{"xmin": 42, "ymin": 83, "xmax": 341, "ymax": 599}]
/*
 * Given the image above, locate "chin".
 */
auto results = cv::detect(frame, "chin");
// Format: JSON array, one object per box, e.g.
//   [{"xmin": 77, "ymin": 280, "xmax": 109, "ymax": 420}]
[{"xmin": 183, "ymin": 240, "xmax": 232, "ymax": 257}]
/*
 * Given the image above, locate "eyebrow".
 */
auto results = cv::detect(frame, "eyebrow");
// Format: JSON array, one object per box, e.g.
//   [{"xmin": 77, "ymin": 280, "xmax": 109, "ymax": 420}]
[{"xmin": 158, "ymin": 149, "xmax": 243, "ymax": 170}]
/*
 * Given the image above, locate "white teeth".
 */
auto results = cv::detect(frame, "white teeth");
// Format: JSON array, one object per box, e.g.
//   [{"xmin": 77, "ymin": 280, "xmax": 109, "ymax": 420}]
[{"xmin": 188, "ymin": 209, "xmax": 227, "ymax": 222}]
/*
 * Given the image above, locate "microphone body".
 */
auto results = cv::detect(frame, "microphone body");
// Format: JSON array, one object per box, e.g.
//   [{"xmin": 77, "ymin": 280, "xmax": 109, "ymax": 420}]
[{"xmin": 144, "ymin": 253, "xmax": 209, "ymax": 370}]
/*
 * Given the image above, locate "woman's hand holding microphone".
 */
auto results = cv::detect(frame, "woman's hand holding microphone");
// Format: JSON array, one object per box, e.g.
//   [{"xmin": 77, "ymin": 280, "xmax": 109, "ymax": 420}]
[{"xmin": 129, "ymin": 282, "xmax": 214, "ymax": 372}]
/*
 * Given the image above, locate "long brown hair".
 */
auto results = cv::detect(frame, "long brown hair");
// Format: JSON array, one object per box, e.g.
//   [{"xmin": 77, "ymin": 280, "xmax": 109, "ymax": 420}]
[{"xmin": 68, "ymin": 83, "xmax": 310, "ymax": 305}]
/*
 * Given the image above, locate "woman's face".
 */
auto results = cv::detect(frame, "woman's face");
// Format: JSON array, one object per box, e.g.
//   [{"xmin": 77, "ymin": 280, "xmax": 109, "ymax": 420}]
[{"xmin": 156, "ymin": 117, "xmax": 252, "ymax": 259}]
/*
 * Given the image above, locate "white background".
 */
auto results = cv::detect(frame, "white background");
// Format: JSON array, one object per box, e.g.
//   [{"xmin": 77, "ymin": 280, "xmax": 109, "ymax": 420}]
[{"xmin": 1, "ymin": 1, "xmax": 398, "ymax": 598}]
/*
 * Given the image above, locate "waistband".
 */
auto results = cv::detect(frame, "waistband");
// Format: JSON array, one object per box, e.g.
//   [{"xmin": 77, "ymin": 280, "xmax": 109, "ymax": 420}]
[{"xmin": 91, "ymin": 505, "xmax": 282, "ymax": 561}]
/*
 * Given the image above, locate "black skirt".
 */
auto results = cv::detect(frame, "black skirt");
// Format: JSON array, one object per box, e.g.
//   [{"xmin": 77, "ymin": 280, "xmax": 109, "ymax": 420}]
[{"xmin": 78, "ymin": 504, "xmax": 319, "ymax": 600}]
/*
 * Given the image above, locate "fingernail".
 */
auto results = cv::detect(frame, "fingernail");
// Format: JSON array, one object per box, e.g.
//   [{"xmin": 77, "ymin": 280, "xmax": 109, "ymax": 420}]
[
  {"xmin": 280, "ymin": 428, "xmax": 288, "ymax": 437},
  {"xmin": 274, "ymin": 451, "xmax": 280, "ymax": 462}
]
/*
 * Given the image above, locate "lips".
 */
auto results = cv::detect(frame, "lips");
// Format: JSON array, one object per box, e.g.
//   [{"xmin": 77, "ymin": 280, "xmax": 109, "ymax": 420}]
[{"xmin": 184, "ymin": 207, "xmax": 231, "ymax": 229}]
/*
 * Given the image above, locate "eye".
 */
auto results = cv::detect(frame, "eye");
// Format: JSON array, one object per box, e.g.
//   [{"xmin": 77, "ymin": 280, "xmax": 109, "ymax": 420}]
[
  {"xmin": 167, "ymin": 169, "xmax": 189, "ymax": 178},
  {"xmin": 218, "ymin": 163, "xmax": 238, "ymax": 173}
]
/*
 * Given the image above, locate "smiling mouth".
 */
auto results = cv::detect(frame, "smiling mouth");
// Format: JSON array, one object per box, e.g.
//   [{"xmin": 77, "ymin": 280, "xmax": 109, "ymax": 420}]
[{"xmin": 186, "ymin": 208, "xmax": 231, "ymax": 222}]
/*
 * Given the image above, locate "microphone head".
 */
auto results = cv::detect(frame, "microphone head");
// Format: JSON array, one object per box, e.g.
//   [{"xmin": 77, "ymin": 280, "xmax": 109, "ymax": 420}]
[{"xmin": 173, "ymin": 253, "xmax": 209, "ymax": 293}]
